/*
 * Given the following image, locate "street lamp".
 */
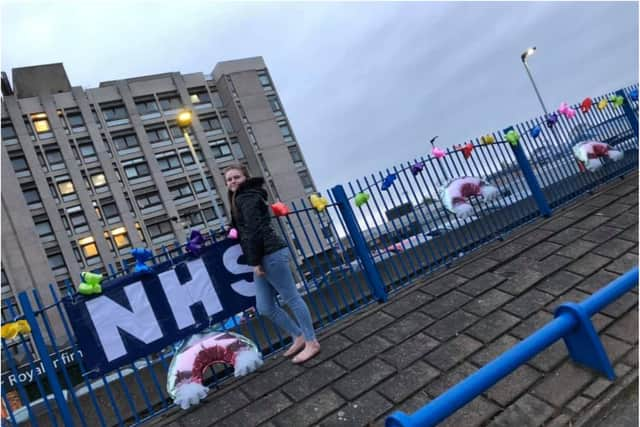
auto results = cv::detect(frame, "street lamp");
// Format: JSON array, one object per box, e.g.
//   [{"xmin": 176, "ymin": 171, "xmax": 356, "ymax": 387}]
[
  {"xmin": 520, "ymin": 46, "xmax": 550, "ymax": 115},
  {"xmin": 176, "ymin": 110, "xmax": 225, "ymax": 234}
]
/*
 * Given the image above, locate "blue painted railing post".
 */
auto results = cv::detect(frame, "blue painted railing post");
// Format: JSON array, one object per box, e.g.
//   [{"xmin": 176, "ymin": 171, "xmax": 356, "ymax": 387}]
[
  {"xmin": 331, "ymin": 185, "xmax": 387, "ymax": 302},
  {"xmin": 618, "ymin": 89, "xmax": 638, "ymax": 137},
  {"xmin": 18, "ymin": 291, "xmax": 76, "ymax": 426},
  {"xmin": 505, "ymin": 126, "xmax": 552, "ymax": 217}
]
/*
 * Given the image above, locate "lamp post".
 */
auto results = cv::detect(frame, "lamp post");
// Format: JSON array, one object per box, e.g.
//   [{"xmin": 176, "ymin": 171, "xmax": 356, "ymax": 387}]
[
  {"xmin": 520, "ymin": 47, "xmax": 550, "ymax": 115},
  {"xmin": 176, "ymin": 110, "xmax": 225, "ymax": 234}
]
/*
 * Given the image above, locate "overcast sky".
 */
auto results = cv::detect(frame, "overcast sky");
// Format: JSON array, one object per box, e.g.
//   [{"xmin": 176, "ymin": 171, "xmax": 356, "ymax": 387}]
[{"xmin": 2, "ymin": 1, "xmax": 638, "ymax": 192}]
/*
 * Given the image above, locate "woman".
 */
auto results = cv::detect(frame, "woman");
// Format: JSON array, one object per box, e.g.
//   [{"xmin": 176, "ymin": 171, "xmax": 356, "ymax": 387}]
[{"xmin": 224, "ymin": 164, "xmax": 320, "ymax": 363}]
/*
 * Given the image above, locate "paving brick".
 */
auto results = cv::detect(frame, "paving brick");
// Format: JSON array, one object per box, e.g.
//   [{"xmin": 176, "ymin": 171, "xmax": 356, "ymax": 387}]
[
  {"xmin": 440, "ymin": 396, "xmax": 500, "ymax": 427},
  {"xmin": 582, "ymin": 226, "xmax": 625, "ymax": 244},
  {"xmin": 456, "ymin": 258, "xmax": 500, "ymax": 279},
  {"xmin": 546, "ymin": 288, "xmax": 591, "ymax": 312},
  {"xmin": 425, "ymin": 334, "xmax": 483, "ymax": 371},
  {"xmin": 618, "ymin": 191, "xmax": 639, "ymax": 206},
  {"xmin": 463, "ymin": 289, "xmax": 513, "ymax": 317},
  {"xmin": 218, "ymin": 391, "xmax": 292, "ymax": 427},
  {"xmin": 333, "ymin": 335, "xmax": 393, "ymax": 370},
  {"xmin": 574, "ymin": 213, "xmax": 613, "ymax": 230},
  {"xmin": 494, "ymin": 256, "xmax": 537, "ymax": 275},
  {"xmin": 548, "ymin": 227, "xmax": 588, "ymax": 245},
  {"xmin": 593, "ymin": 238, "xmax": 634, "ymax": 259},
  {"xmin": 180, "ymin": 389, "xmax": 251, "ymax": 426},
  {"xmin": 555, "ymin": 239, "xmax": 599, "ymax": 259},
  {"xmin": 427, "ymin": 310, "xmax": 479, "ymax": 341},
  {"xmin": 395, "ymin": 391, "xmax": 431, "ymax": 415},
  {"xmin": 614, "ymin": 362, "xmax": 632, "ymax": 377},
  {"xmin": 596, "ymin": 203, "xmax": 632, "ymax": 217},
  {"xmin": 532, "ymin": 254, "xmax": 573, "ymax": 275},
  {"xmin": 241, "ymin": 360, "xmax": 306, "ymax": 399},
  {"xmin": 379, "ymin": 311, "xmax": 434, "ymax": 344},
  {"xmin": 382, "ymin": 291, "xmax": 432, "ymax": 318},
  {"xmin": 540, "ymin": 216, "xmax": 577, "ymax": 232},
  {"xmin": 466, "ymin": 310, "xmax": 520, "ymax": 343},
  {"xmin": 601, "ymin": 292, "xmax": 638, "ymax": 317},
  {"xmin": 592, "ymin": 312, "xmax": 615, "ymax": 332},
  {"xmin": 601, "ymin": 334, "xmax": 632, "ymax": 364},
  {"xmin": 565, "ymin": 253, "xmax": 611, "ymax": 276},
  {"xmin": 567, "ymin": 396, "xmax": 592, "ymax": 414},
  {"xmin": 524, "ymin": 241, "xmax": 564, "ymax": 261},
  {"xmin": 517, "ymin": 229, "xmax": 556, "ymax": 247},
  {"xmin": 562, "ymin": 203, "xmax": 601, "ymax": 220},
  {"xmin": 576, "ymin": 270, "xmax": 621, "ymax": 294},
  {"xmin": 503, "ymin": 290, "xmax": 555, "ymax": 318},
  {"xmin": 608, "ymin": 212, "xmax": 639, "ymax": 229},
  {"xmin": 459, "ymin": 272, "xmax": 508, "ymax": 296},
  {"xmin": 545, "ymin": 413, "xmax": 572, "ymax": 427},
  {"xmin": 379, "ymin": 332, "xmax": 439, "ymax": 370},
  {"xmin": 470, "ymin": 334, "xmax": 521, "ymax": 366},
  {"xmin": 333, "ymin": 358, "xmax": 396, "ymax": 401},
  {"xmin": 376, "ymin": 361, "xmax": 440, "ymax": 403},
  {"xmin": 536, "ymin": 270, "xmax": 583, "ymax": 296},
  {"xmin": 511, "ymin": 311, "xmax": 554, "ymax": 339},
  {"xmin": 485, "ymin": 242, "xmax": 528, "ymax": 262},
  {"xmin": 422, "ymin": 290, "xmax": 472, "ymax": 319},
  {"xmin": 421, "ymin": 274, "xmax": 467, "ymax": 296},
  {"xmin": 618, "ymin": 224, "xmax": 639, "ymax": 242},
  {"xmin": 304, "ymin": 333, "xmax": 354, "ymax": 368},
  {"xmin": 273, "ymin": 388, "xmax": 345, "ymax": 427},
  {"xmin": 341, "ymin": 311, "xmax": 395, "ymax": 342},
  {"xmin": 604, "ymin": 308, "xmax": 638, "ymax": 344},
  {"xmin": 282, "ymin": 361, "xmax": 347, "ymax": 402},
  {"xmin": 317, "ymin": 391, "xmax": 393, "ymax": 427},
  {"xmin": 498, "ymin": 269, "xmax": 545, "ymax": 295},
  {"xmin": 583, "ymin": 377, "xmax": 614, "ymax": 399},
  {"xmin": 528, "ymin": 340, "xmax": 568, "ymax": 372},
  {"xmin": 484, "ymin": 364, "xmax": 542, "ymax": 406},
  {"xmin": 605, "ymin": 252, "xmax": 638, "ymax": 274},
  {"xmin": 488, "ymin": 393, "xmax": 554, "ymax": 427},
  {"xmin": 622, "ymin": 345, "xmax": 638, "ymax": 367},
  {"xmin": 584, "ymin": 193, "xmax": 620, "ymax": 207},
  {"xmin": 425, "ymin": 361, "xmax": 478, "ymax": 397},
  {"xmin": 532, "ymin": 361, "xmax": 594, "ymax": 407}
]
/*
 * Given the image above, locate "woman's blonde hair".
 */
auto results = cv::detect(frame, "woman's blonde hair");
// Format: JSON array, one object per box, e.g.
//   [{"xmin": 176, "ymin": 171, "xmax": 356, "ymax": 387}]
[{"xmin": 223, "ymin": 163, "xmax": 252, "ymax": 217}]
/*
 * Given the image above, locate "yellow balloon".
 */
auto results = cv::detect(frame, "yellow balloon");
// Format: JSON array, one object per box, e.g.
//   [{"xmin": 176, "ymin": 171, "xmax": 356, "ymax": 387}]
[
  {"xmin": 481, "ymin": 134, "xmax": 496, "ymax": 145},
  {"xmin": 309, "ymin": 194, "xmax": 329, "ymax": 212},
  {"xmin": 597, "ymin": 99, "xmax": 608, "ymax": 110}
]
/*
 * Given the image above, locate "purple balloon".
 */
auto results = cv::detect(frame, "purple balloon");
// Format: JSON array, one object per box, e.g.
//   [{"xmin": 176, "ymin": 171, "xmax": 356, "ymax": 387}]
[
  {"xmin": 186, "ymin": 230, "xmax": 204, "ymax": 255},
  {"xmin": 411, "ymin": 162, "xmax": 425, "ymax": 176},
  {"xmin": 546, "ymin": 113, "xmax": 558, "ymax": 128}
]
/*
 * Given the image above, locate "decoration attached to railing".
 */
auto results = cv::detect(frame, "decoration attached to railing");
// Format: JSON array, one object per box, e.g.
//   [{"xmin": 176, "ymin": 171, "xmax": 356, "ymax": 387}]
[{"xmin": 438, "ymin": 177, "xmax": 500, "ymax": 220}]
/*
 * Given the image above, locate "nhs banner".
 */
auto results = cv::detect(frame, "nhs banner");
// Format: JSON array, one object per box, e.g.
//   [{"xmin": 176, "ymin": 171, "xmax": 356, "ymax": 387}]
[{"xmin": 63, "ymin": 239, "xmax": 256, "ymax": 376}]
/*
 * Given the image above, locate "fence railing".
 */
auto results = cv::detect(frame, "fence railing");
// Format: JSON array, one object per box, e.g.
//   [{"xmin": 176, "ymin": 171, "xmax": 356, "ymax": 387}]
[
  {"xmin": 1, "ymin": 83, "xmax": 638, "ymax": 426},
  {"xmin": 386, "ymin": 267, "xmax": 639, "ymax": 427}
]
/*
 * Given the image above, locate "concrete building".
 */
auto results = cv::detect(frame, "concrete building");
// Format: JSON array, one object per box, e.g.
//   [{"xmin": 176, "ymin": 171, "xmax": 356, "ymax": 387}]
[{"xmin": 1, "ymin": 57, "xmax": 328, "ymax": 354}]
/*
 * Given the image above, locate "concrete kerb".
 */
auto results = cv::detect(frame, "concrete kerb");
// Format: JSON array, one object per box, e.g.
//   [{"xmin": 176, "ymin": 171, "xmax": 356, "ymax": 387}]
[{"xmin": 575, "ymin": 368, "xmax": 638, "ymax": 427}]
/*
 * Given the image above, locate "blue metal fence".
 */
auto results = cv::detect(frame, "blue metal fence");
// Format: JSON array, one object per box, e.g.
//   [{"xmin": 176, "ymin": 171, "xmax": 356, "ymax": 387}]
[
  {"xmin": 386, "ymin": 267, "xmax": 639, "ymax": 427},
  {"xmin": 1, "ymin": 84, "xmax": 637, "ymax": 426}
]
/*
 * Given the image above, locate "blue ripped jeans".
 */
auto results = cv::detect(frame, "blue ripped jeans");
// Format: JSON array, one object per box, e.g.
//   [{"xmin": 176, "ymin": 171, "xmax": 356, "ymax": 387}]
[{"xmin": 254, "ymin": 248, "xmax": 316, "ymax": 341}]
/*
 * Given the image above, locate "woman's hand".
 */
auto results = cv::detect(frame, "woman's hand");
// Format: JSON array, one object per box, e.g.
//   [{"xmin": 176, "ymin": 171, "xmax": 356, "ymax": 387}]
[{"xmin": 254, "ymin": 265, "xmax": 266, "ymax": 277}]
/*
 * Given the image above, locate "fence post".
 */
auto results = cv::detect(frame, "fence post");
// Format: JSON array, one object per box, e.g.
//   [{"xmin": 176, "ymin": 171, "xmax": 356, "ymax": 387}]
[
  {"xmin": 331, "ymin": 185, "xmax": 388, "ymax": 302},
  {"xmin": 505, "ymin": 126, "xmax": 552, "ymax": 217},
  {"xmin": 618, "ymin": 88, "xmax": 638, "ymax": 137},
  {"xmin": 18, "ymin": 291, "xmax": 76, "ymax": 426}
]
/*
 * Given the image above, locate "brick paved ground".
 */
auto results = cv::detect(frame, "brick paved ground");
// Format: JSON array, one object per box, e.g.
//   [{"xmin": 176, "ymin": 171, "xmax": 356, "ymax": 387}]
[{"xmin": 151, "ymin": 173, "xmax": 638, "ymax": 427}]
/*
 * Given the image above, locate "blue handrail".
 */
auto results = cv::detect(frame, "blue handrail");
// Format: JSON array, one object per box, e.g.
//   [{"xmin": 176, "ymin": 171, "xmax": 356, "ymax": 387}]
[{"xmin": 386, "ymin": 267, "xmax": 639, "ymax": 427}]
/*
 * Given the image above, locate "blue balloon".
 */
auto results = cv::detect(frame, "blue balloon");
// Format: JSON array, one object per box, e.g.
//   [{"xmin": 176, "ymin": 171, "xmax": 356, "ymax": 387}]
[
  {"xmin": 530, "ymin": 125, "xmax": 542, "ymax": 139},
  {"xmin": 630, "ymin": 88, "xmax": 638, "ymax": 102},
  {"xmin": 381, "ymin": 174, "xmax": 397, "ymax": 191}
]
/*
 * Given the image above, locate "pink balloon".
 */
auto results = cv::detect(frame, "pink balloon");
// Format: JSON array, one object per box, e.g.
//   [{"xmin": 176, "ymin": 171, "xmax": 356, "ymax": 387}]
[
  {"xmin": 228, "ymin": 228, "xmax": 238, "ymax": 239},
  {"xmin": 432, "ymin": 147, "xmax": 446, "ymax": 159}
]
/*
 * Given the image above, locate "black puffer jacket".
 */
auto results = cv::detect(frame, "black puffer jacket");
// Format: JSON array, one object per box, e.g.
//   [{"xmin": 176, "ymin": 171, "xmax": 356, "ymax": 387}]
[{"xmin": 229, "ymin": 177, "xmax": 287, "ymax": 266}]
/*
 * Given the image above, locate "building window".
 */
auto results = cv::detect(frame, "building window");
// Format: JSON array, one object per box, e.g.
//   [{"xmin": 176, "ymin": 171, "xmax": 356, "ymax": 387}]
[
  {"xmin": 123, "ymin": 159, "xmax": 150, "ymax": 180},
  {"xmin": 10, "ymin": 155, "xmax": 29, "ymax": 173},
  {"xmin": 78, "ymin": 140, "xmax": 97, "ymax": 160},
  {"xmin": 156, "ymin": 153, "xmax": 182, "ymax": 172},
  {"xmin": 34, "ymin": 216, "xmax": 53, "ymax": 238},
  {"xmin": 209, "ymin": 139, "xmax": 232, "ymax": 159},
  {"xmin": 1, "ymin": 123, "xmax": 17, "ymax": 142},
  {"xmin": 112, "ymin": 133, "xmax": 140, "ymax": 153},
  {"xmin": 267, "ymin": 95, "xmax": 282, "ymax": 115},
  {"xmin": 57, "ymin": 180, "xmax": 75, "ymax": 196},
  {"xmin": 288, "ymin": 146, "xmax": 303, "ymax": 164},
  {"xmin": 169, "ymin": 182, "xmax": 194, "ymax": 200},
  {"xmin": 257, "ymin": 71, "xmax": 271, "ymax": 89},
  {"xmin": 203, "ymin": 206, "xmax": 219, "ymax": 221},
  {"xmin": 68, "ymin": 209, "xmax": 88, "ymax": 232},
  {"xmin": 230, "ymin": 137, "xmax": 245, "ymax": 159},
  {"xmin": 221, "ymin": 116, "xmax": 234, "ymax": 133},
  {"xmin": 147, "ymin": 219, "xmax": 175, "ymax": 242},
  {"xmin": 201, "ymin": 116, "xmax": 223, "ymax": 135},
  {"xmin": 185, "ymin": 211, "xmax": 204, "ymax": 227},
  {"xmin": 31, "ymin": 113, "xmax": 51, "ymax": 133},
  {"xmin": 47, "ymin": 253, "xmax": 66, "ymax": 271},
  {"xmin": 91, "ymin": 173, "xmax": 107, "ymax": 188},
  {"xmin": 111, "ymin": 227, "xmax": 130, "ymax": 249},
  {"xmin": 102, "ymin": 202, "xmax": 120, "ymax": 221},
  {"xmin": 78, "ymin": 236, "xmax": 99, "ymax": 259},
  {"xmin": 21, "ymin": 185, "xmax": 41, "ymax": 206},
  {"xmin": 101, "ymin": 104, "xmax": 129, "ymax": 124},
  {"xmin": 298, "ymin": 171, "xmax": 314, "ymax": 192},
  {"xmin": 158, "ymin": 94, "xmax": 182, "ymax": 112},
  {"xmin": 23, "ymin": 116, "xmax": 36, "ymax": 140},
  {"xmin": 210, "ymin": 91, "xmax": 224, "ymax": 108},
  {"xmin": 189, "ymin": 88, "xmax": 211, "ymax": 106},
  {"xmin": 135, "ymin": 191, "xmax": 162, "ymax": 209},
  {"xmin": 278, "ymin": 120, "xmax": 293, "ymax": 142},
  {"xmin": 91, "ymin": 109, "xmax": 103, "ymax": 129},
  {"xmin": 145, "ymin": 126, "xmax": 171, "ymax": 145},
  {"xmin": 135, "ymin": 99, "xmax": 159, "ymax": 116}
]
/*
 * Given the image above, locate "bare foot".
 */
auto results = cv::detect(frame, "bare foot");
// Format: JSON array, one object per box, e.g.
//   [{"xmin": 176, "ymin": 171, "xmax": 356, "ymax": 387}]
[
  {"xmin": 292, "ymin": 341, "xmax": 320, "ymax": 364},
  {"xmin": 283, "ymin": 335, "xmax": 305, "ymax": 357}
]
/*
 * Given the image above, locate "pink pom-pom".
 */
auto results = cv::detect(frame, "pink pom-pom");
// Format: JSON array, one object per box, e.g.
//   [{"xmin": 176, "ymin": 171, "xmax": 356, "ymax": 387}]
[{"xmin": 228, "ymin": 228, "xmax": 238, "ymax": 239}]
